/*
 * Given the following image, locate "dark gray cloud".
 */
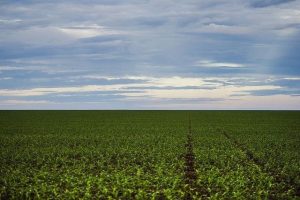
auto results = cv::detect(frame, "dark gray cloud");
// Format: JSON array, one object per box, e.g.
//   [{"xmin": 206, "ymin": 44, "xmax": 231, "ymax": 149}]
[
  {"xmin": 250, "ymin": 0, "xmax": 296, "ymax": 8},
  {"xmin": 247, "ymin": 89, "xmax": 300, "ymax": 96}
]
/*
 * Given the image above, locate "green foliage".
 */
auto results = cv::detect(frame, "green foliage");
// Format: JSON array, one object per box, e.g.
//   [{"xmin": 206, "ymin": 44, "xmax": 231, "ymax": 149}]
[
  {"xmin": 0, "ymin": 111, "xmax": 299, "ymax": 199},
  {"xmin": 191, "ymin": 111, "xmax": 300, "ymax": 199}
]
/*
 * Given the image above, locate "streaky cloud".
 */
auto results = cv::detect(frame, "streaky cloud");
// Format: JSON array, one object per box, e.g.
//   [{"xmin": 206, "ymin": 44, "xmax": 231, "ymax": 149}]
[{"xmin": 250, "ymin": 0, "xmax": 296, "ymax": 8}]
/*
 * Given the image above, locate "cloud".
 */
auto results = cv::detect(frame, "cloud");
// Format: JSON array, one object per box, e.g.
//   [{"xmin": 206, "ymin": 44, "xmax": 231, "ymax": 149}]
[
  {"xmin": 58, "ymin": 24, "xmax": 127, "ymax": 39},
  {"xmin": 194, "ymin": 60, "xmax": 245, "ymax": 68},
  {"xmin": 0, "ymin": 19, "xmax": 23, "ymax": 24},
  {"xmin": 250, "ymin": 0, "xmax": 296, "ymax": 8},
  {"xmin": 0, "ymin": 77, "xmax": 12, "ymax": 80},
  {"xmin": 0, "ymin": 99, "xmax": 50, "ymax": 105},
  {"xmin": 0, "ymin": 0, "xmax": 300, "ymax": 109},
  {"xmin": 80, "ymin": 75, "xmax": 150, "ymax": 81},
  {"xmin": 137, "ymin": 85, "xmax": 282, "ymax": 99},
  {"xmin": 246, "ymin": 89, "xmax": 300, "ymax": 96},
  {"xmin": 0, "ymin": 66, "xmax": 25, "ymax": 71},
  {"xmin": 0, "ymin": 76, "xmax": 282, "ymax": 100},
  {"xmin": 186, "ymin": 23, "xmax": 254, "ymax": 35},
  {"xmin": 0, "ymin": 27, "xmax": 74, "ymax": 45},
  {"xmin": 0, "ymin": 85, "xmax": 121, "ymax": 96},
  {"xmin": 283, "ymin": 77, "xmax": 300, "ymax": 80},
  {"xmin": 0, "ymin": 65, "xmax": 86, "ymax": 75}
]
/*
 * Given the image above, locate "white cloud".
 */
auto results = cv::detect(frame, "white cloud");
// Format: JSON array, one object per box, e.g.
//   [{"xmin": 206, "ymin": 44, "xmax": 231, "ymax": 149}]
[
  {"xmin": 124, "ymin": 85, "xmax": 281, "ymax": 99},
  {"xmin": 282, "ymin": 77, "xmax": 300, "ymax": 80},
  {"xmin": 0, "ymin": 77, "xmax": 12, "ymax": 80},
  {"xmin": 81, "ymin": 75, "xmax": 216, "ymax": 87},
  {"xmin": 0, "ymin": 19, "xmax": 23, "ymax": 24},
  {"xmin": 194, "ymin": 60, "xmax": 245, "ymax": 68},
  {"xmin": 81, "ymin": 75, "xmax": 150, "ymax": 81},
  {"xmin": 0, "ymin": 27, "xmax": 74, "ymax": 45},
  {"xmin": 0, "ymin": 100, "xmax": 50, "ymax": 105},
  {"xmin": 0, "ymin": 66, "xmax": 25, "ymax": 71},
  {"xmin": 149, "ymin": 76, "xmax": 206, "ymax": 87},
  {"xmin": 58, "ymin": 24, "xmax": 126, "ymax": 39},
  {"xmin": 0, "ymin": 85, "xmax": 122, "ymax": 96},
  {"xmin": 0, "ymin": 76, "xmax": 281, "ymax": 101},
  {"xmin": 191, "ymin": 23, "xmax": 254, "ymax": 35}
]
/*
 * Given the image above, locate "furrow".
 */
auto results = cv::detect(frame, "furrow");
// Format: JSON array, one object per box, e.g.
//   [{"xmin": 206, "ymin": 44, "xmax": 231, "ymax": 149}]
[{"xmin": 221, "ymin": 130, "xmax": 300, "ymax": 198}]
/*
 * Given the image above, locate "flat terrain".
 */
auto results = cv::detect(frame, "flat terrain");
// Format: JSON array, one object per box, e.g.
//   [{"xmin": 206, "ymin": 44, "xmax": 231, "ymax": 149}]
[{"xmin": 0, "ymin": 111, "xmax": 299, "ymax": 199}]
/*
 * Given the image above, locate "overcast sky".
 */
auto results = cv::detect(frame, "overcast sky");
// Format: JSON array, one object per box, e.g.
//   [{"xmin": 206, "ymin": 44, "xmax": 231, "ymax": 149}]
[{"xmin": 0, "ymin": 0, "xmax": 300, "ymax": 109}]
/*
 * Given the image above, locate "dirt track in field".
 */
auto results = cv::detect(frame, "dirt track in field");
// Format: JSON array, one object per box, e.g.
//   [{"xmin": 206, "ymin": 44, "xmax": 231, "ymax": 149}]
[
  {"xmin": 221, "ymin": 130, "xmax": 300, "ymax": 198},
  {"xmin": 184, "ymin": 118, "xmax": 197, "ymax": 185},
  {"xmin": 183, "ymin": 117, "xmax": 210, "ymax": 199},
  {"xmin": 183, "ymin": 117, "xmax": 197, "ymax": 199}
]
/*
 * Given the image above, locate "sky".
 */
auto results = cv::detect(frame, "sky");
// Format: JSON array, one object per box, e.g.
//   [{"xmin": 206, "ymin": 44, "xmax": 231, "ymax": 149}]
[{"xmin": 0, "ymin": 0, "xmax": 300, "ymax": 110}]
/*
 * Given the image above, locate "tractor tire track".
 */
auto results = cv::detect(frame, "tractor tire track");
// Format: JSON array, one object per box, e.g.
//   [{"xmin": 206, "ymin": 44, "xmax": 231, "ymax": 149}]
[
  {"xmin": 184, "ymin": 119, "xmax": 196, "ymax": 185},
  {"xmin": 221, "ymin": 130, "xmax": 300, "ymax": 198},
  {"xmin": 183, "ymin": 117, "xmax": 209, "ymax": 199}
]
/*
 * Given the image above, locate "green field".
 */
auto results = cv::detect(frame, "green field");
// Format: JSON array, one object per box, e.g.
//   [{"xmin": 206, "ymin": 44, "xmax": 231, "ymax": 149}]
[{"xmin": 0, "ymin": 111, "xmax": 299, "ymax": 199}]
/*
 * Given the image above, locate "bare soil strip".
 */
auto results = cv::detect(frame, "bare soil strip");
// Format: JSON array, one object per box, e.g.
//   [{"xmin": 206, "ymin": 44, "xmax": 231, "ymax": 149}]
[
  {"xmin": 183, "ymin": 117, "xmax": 197, "ymax": 199},
  {"xmin": 184, "ymin": 119, "xmax": 197, "ymax": 185},
  {"xmin": 221, "ymin": 130, "xmax": 300, "ymax": 197},
  {"xmin": 183, "ymin": 117, "xmax": 209, "ymax": 199}
]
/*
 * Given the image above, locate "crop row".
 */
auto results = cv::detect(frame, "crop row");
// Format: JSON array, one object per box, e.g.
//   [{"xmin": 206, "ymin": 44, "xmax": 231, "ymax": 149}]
[
  {"xmin": 190, "ymin": 111, "xmax": 300, "ymax": 199},
  {"xmin": 1, "ymin": 111, "xmax": 188, "ymax": 199},
  {"xmin": 0, "ymin": 111, "xmax": 299, "ymax": 199}
]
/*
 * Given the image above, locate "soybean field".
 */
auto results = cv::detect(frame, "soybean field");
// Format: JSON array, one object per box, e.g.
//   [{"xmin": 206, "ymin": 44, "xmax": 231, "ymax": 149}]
[{"xmin": 0, "ymin": 111, "xmax": 299, "ymax": 199}]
